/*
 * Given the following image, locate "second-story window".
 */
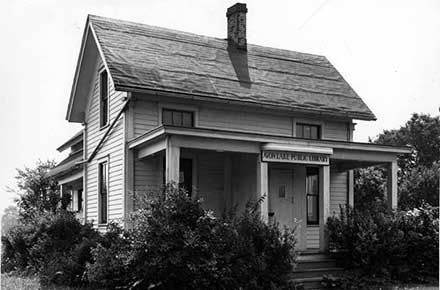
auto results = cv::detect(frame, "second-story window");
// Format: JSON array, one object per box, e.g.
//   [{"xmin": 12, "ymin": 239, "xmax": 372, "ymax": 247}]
[
  {"xmin": 100, "ymin": 70, "xmax": 109, "ymax": 128},
  {"xmin": 296, "ymin": 123, "xmax": 321, "ymax": 139},
  {"xmin": 162, "ymin": 109, "xmax": 194, "ymax": 127}
]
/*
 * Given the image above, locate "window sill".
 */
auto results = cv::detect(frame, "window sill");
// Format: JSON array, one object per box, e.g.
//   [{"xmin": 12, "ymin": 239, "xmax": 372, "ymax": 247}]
[
  {"xmin": 99, "ymin": 123, "xmax": 109, "ymax": 131},
  {"xmin": 307, "ymin": 224, "xmax": 320, "ymax": 227}
]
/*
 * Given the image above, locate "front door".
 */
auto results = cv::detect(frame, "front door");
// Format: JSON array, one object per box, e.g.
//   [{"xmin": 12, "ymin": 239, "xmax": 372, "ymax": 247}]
[
  {"xmin": 269, "ymin": 168, "xmax": 294, "ymax": 229},
  {"xmin": 269, "ymin": 166, "xmax": 307, "ymax": 250}
]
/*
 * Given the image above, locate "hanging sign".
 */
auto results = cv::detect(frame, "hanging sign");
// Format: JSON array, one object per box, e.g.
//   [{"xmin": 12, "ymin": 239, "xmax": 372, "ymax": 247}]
[{"xmin": 262, "ymin": 150, "xmax": 329, "ymax": 165}]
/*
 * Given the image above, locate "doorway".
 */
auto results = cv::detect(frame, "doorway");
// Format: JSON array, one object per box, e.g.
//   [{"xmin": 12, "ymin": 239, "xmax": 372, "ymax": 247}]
[{"xmin": 269, "ymin": 165, "xmax": 322, "ymax": 251}]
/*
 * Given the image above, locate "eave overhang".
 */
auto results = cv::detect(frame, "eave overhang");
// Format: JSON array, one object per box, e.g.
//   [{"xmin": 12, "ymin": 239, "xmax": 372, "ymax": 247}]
[
  {"xmin": 57, "ymin": 130, "xmax": 83, "ymax": 152},
  {"xmin": 128, "ymin": 125, "xmax": 411, "ymax": 155}
]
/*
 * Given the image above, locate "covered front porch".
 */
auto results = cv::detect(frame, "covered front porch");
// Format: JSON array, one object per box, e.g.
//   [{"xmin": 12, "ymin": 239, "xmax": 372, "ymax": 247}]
[{"xmin": 129, "ymin": 126, "xmax": 410, "ymax": 252}]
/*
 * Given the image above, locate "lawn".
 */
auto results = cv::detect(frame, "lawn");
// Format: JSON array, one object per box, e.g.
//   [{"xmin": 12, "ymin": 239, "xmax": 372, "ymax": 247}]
[
  {"xmin": 1, "ymin": 273, "xmax": 88, "ymax": 290},
  {"xmin": 1, "ymin": 273, "xmax": 438, "ymax": 290}
]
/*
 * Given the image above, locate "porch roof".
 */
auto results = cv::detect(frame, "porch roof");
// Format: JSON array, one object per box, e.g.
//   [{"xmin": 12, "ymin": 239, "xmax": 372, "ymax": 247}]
[
  {"xmin": 49, "ymin": 150, "xmax": 84, "ymax": 179},
  {"xmin": 129, "ymin": 126, "xmax": 411, "ymax": 169}
]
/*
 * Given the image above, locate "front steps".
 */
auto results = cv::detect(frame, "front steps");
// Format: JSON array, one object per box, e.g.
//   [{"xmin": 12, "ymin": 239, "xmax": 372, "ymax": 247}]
[{"xmin": 291, "ymin": 252, "xmax": 343, "ymax": 290}]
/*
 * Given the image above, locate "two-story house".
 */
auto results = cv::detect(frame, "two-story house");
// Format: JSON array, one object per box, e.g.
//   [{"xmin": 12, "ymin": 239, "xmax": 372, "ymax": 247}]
[{"xmin": 52, "ymin": 3, "xmax": 410, "ymax": 252}]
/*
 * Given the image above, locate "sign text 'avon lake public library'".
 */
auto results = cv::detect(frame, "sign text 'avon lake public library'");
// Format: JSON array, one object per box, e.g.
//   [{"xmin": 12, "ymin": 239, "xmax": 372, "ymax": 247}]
[{"xmin": 262, "ymin": 150, "xmax": 330, "ymax": 165}]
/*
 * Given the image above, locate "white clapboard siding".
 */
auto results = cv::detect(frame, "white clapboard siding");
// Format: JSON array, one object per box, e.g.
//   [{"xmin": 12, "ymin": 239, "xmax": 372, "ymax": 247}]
[
  {"xmin": 131, "ymin": 96, "xmax": 351, "ymax": 142},
  {"xmin": 133, "ymin": 99, "xmax": 159, "ymax": 138},
  {"xmin": 198, "ymin": 107, "xmax": 292, "ymax": 136},
  {"xmin": 324, "ymin": 121, "xmax": 348, "ymax": 141},
  {"xmin": 85, "ymin": 57, "xmax": 126, "ymax": 225},
  {"xmin": 231, "ymin": 154, "xmax": 257, "ymax": 213},
  {"xmin": 307, "ymin": 227, "xmax": 320, "ymax": 249},
  {"xmin": 198, "ymin": 152, "xmax": 225, "ymax": 215},
  {"xmin": 133, "ymin": 155, "xmax": 161, "ymax": 209},
  {"xmin": 330, "ymin": 171, "xmax": 348, "ymax": 216}
]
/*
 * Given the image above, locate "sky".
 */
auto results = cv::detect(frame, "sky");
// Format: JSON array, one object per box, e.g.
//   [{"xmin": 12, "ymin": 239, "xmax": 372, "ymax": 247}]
[{"xmin": 0, "ymin": 0, "xmax": 439, "ymax": 213}]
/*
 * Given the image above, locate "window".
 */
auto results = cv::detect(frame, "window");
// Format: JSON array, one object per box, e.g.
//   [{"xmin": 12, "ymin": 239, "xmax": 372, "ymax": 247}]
[
  {"xmin": 296, "ymin": 123, "xmax": 320, "ymax": 139},
  {"xmin": 162, "ymin": 109, "xmax": 194, "ymax": 127},
  {"xmin": 179, "ymin": 158, "xmax": 193, "ymax": 195},
  {"xmin": 306, "ymin": 167, "xmax": 319, "ymax": 225},
  {"xmin": 98, "ymin": 161, "xmax": 108, "ymax": 224},
  {"xmin": 162, "ymin": 157, "xmax": 193, "ymax": 196},
  {"xmin": 100, "ymin": 70, "xmax": 109, "ymax": 128},
  {"xmin": 278, "ymin": 184, "xmax": 286, "ymax": 198},
  {"xmin": 72, "ymin": 189, "xmax": 83, "ymax": 212}
]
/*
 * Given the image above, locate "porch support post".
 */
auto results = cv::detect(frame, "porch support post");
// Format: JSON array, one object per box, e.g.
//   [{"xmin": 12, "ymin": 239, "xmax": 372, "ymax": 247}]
[
  {"xmin": 348, "ymin": 170, "xmax": 354, "ymax": 207},
  {"xmin": 256, "ymin": 155, "xmax": 269, "ymax": 223},
  {"xmin": 224, "ymin": 154, "xmax": 232, "ymax": 212},
  {"xmin": 319, "ymin": 165, "xmax": 330, "ymax": 252},
  {"xmin": 387, "ymin": 160, "xmax": 398, "ymax": 209},
  {"xmin": 165, "ymin": 136, "xmax": 180, "ymax": 184}
]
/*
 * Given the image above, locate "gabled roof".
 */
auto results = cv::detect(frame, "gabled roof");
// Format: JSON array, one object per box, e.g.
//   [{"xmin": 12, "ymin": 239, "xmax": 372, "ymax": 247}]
[{"xmin": 67, "ymin": 14, "xmax": 376, "ymax": 122}]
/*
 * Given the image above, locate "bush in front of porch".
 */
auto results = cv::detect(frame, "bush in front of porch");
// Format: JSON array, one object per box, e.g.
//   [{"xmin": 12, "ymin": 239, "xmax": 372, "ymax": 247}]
[
  {"xmin": 86, "ymin": 184, "xmax": 298, "ymax": 290},
  {"xmin": 326, "ymin": 204, "xmax": 439, "ymax": 288}
]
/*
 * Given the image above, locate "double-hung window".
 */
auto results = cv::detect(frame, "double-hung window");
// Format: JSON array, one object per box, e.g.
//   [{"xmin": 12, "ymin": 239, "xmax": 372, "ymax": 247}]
[
  {"xmin": 100, "ymin": 70, "xmax": 109, "ymax": 128},
  {"xmin": 98, "ymin": 161, "xmax": 108, "ymax": 224}
]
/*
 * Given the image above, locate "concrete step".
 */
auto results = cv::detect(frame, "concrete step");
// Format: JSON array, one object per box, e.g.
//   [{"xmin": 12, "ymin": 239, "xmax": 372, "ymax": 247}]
[
  {"xmin": 295, "ymin": 258, "xmax": 338, "ymax": 270},
  {"xmin": 291, "ymin": 267, "xmax": 344, "ymax": 279},
  {"xmin": 297, "ymin": 252, "xmax": 333, "ymax": 260},
  {"xmin": 291, "ymin": 277, "xmax": 325, "ymax": 290}
]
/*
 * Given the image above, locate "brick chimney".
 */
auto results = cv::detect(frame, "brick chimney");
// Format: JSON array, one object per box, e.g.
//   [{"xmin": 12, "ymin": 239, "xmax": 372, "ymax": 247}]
[{"xmin": 226, "ymin": 3, "xmax": 247, "ymax": 50}]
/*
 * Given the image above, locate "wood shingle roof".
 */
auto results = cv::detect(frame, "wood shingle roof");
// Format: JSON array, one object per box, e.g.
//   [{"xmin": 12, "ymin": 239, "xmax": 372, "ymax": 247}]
[{"xmin": 89, "ymin": 15, "xmax": 376, "ymax": 120}]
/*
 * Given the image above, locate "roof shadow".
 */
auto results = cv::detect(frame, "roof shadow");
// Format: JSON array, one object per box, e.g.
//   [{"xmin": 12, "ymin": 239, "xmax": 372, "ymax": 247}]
[{"xmin": 227, "ymin": 46, "xmax": 251, "ymax": 89}]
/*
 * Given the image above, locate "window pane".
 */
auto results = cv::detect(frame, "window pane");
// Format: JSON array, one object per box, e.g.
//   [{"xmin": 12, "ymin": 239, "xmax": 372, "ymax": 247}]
[
  {"xmin": 311, "ymin": 176, "xmax": 318, "ymax": 194},
  {"xmin": 278, "ymin": 184, "xmax": 286, "ymax": 198},
  {"xmin": 99, "ymin": 162, "xmax": 108, "ymax": 224},
  {"xmin": 296, "ymin": 124, "xmax": 303, "ymax": 138},
  {"xmin": 297, "ymin": 124, "xmax": 321, "ymax": 139},
  {"xmin": 172, "ymin": 111, "xmax": 182, "ymax": 126},
  {"xmin": 311, "ymin": 126, "xmax": 318, "ymax": 139},
  {"xmin": 306, "ymin": 168, "xmax": 319, "ymax": 225},
  {"xmin": 162, "ymin": 110, "xmax": 172, "ymax": 125},
  {"xmin": 307, "ymin": 195, "xmax": 318, "ymax": 223},
  {"xmin": 163, "ymin": 109, "xmax": 194, "ymax": 127},
  {"xmin": 182, "ymin": 112, "xmax": 193, "ymax": 127},
  {"xmin": 304, "ymin": 125, "xmax": 311, "ymax": 138}
]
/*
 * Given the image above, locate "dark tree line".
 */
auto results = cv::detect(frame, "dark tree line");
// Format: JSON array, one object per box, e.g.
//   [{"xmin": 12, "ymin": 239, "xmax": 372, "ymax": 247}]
[{"xmin": 355, "ymin": 113, "xmax": 439, "ymax": 210}]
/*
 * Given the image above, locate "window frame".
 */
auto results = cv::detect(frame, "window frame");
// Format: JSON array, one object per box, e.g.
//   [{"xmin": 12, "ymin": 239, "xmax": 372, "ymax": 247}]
[
  {"xmin": 296, "ymin": 123, "xmax": 321, "ymax": 140},
  {"xmin": 161, "ymin": 108, "xmax": 195, "ymax": 128},
  {"xmin": 158, "ymin": 103, "xmax": 199, "ymax": 127},
  {"xmin": 99, "ymin": 69, "xmax": 109, "ymax": 129},
  {"xmin": 76, "ymin": 189, "xmax": 83, "ymax": 213},
  {"xmin": 306, "ymin": 167, "xmax": 320, "ymax": 225},
  {"xmin": 98, "ymin": 159, "xmax": 109, "ymax": 225}
]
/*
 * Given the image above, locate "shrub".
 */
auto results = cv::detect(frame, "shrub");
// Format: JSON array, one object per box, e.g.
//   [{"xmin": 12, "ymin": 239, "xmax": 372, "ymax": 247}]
[
  {"xmin": 1, "ymin": 210, "xmax": 103, "ymax": 286},
  {"xmin": 86, "ymin": 185, "xmax": 297, "ymax": 290},
  {"xmin": 327, "ymin": 204, "xmax": 439, "ymax": 283},
  {"xmin": 85, "ymin": 224, "xmax": 131, "ymax": 288},
  {"xmin": 323, "ymin": 271, "xmax": 393, "ymax": 290}
]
